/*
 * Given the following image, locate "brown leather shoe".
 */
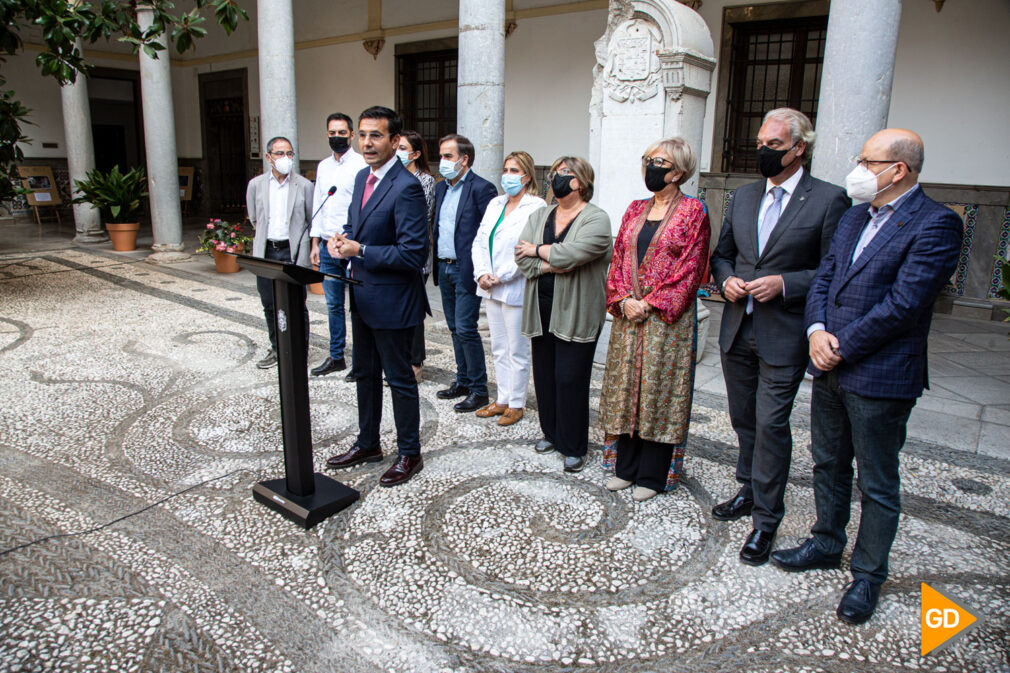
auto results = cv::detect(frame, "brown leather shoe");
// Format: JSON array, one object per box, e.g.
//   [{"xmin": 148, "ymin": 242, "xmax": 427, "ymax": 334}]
[
  {"xmin": 379, "ymin": 455, "xmax": 423, "ymax": 487},
  {"xmin": 475, "ymin": 402, "xmax": 507, "ymax": 418},
  {"xmin": 326, "ymin": 444, "xmax": 383, "ymax": 469},
  {"xmin": 497, "ymin": 408, "xmax": 524, "ymax": 426}
]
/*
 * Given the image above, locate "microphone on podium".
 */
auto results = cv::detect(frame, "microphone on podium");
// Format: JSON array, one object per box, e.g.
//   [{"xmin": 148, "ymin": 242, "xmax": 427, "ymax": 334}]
[{"xmin": 311, "ymin": 186, "xmax": 338, "ymax": 221}]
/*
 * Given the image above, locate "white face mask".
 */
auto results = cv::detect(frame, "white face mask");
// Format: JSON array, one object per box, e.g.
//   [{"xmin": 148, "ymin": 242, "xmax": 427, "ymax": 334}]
[
  {"xmin": 845, "ymin": 163, "xmax": 897, "ymax": 202},
  {"xmin": 439, "ymin": 157, "xmax": 462, "ymax": 180},
  {"xmin": 273, "ymin": 156, "xmax": 293, "ymax": 175}
]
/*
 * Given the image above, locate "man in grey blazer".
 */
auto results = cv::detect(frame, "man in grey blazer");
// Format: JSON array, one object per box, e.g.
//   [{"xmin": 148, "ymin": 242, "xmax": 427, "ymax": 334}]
[
  {"xmin": 710, "ymin": 108, "xmax": 850, "ymax": 566},
  {"xmin": 246, "ymin": 136, "xmax": 315, "ymax": 368}
]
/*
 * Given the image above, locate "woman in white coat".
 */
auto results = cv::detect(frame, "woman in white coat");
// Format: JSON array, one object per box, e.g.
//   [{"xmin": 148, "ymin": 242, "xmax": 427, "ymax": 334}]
[{"xmin": 471, "ymin": 151, "xmax": 547, "ymax": 425}]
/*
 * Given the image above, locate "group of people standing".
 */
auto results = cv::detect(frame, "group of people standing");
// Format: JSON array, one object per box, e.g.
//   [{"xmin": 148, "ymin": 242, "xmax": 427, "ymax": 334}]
[{"xmin": 246, "ymin": 104, "xmax": 963, "ymax": 627}]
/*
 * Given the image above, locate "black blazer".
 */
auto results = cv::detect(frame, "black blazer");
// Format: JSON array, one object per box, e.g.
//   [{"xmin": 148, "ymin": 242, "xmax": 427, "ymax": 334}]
[
  {"xmin": 343, "ymin": 158, "xmax": 430, "ymax": 330},
  {"xmin": 710, "ymin": 169, "xmax": 850, "ymax": 367},
  {"xmin": 431, "ymin": 170, "xmax": 498, "ymax": 295}
]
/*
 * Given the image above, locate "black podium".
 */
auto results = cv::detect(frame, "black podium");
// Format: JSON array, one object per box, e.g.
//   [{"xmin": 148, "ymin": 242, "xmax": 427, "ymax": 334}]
[{"xmin": 236, "ymin": 253, "xmax": 361, "ymax": 528}]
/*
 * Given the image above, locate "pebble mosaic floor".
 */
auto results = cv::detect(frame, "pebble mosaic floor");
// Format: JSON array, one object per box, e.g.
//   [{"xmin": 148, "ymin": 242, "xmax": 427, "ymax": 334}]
[{"xmin": 1, "ymin": 248, "xmax": 1008, "ymax": 673}]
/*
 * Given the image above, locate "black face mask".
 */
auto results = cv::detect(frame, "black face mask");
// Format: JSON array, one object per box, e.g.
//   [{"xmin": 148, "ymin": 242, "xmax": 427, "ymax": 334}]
[
  {"xmin": 552, "ymin": 173, "xmax": 575, "ymax": 199},
  {"xmin": 644, "ymin": 164, "xmax": 671, "ymax": 193},
  {"xmin": 756, "ymin": 144, "xmax": 797, "ymax": 178},
  {"xmin": 329, "ymin": 136, "xmax": 350, "ymax": 154}
]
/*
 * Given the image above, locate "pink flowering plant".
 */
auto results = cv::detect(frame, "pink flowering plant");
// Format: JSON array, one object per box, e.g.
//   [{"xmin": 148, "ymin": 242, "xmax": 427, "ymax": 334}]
[{"xmin": 197, "ymin": 219, "xmax": 252, "ymax": 254}]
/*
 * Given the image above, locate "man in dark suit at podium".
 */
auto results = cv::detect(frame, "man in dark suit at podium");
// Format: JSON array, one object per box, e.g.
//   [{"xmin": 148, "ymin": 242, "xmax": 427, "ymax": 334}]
[{"xmin": 324, "ymin": 106, "xmax": 431, "ymax": 487}]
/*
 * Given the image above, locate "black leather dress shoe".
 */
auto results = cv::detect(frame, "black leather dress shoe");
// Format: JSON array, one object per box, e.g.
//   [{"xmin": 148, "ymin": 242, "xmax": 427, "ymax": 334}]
[
  {"xmin": 454, "ymin": 392, "xmax": 489, "ymax": 412},
  {"xmin": 379, "ymin": 455, "xmax": 423, "ymax": 487},
  {"xmin": 311, "ymin": 356, "xmax": 346, "ymax": 376},
  {"xmin": 712, "ymin": 488, "xmax": 754, "ymax": 521},
  {"xmin": 836, "ymin": 578, "xmax": 880, "ymax": 625},
  {"xmin": 772, "ymin": 538, "xmax": 843, "ymax": 572},
  {"xmin": 437, "ymin": 383, "xmax": 469, "ymax": 400},
  {"xmin": 344, "ymin": 371, "xmax": 360, "ymax": 382},
  {"xmin": 739, "ymin": 528, "xmax": 776, "ymax": 566},
  {"xmin": 326, "ymin": 444, "xmax": 382, "ymax": 468}
]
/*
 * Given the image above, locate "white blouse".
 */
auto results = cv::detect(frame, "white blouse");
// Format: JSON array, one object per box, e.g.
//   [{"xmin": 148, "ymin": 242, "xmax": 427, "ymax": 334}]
[{"xmin": 471, "ymin": 192, "xmax": 547, "ymax": 306}]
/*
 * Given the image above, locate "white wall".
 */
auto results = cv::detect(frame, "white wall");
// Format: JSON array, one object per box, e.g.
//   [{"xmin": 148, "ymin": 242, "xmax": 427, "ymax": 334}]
[
  {"xmin": 888, "ymin": 0, "xmax": 1010, "ymax": 186},
  {"xmin": 504, "ymin": 9, "xmax": 606, "ymax": 165}
]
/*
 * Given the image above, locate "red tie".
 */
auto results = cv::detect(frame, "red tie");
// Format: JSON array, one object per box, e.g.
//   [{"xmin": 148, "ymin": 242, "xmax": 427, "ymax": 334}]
[{"xmin": 361, "ymin": 173, "xmax": 377, "ymax": 209}]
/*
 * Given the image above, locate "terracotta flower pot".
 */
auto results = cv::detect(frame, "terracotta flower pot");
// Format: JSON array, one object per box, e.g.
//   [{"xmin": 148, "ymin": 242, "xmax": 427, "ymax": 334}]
[
  {"xmin": 309, "ymin": 264, "xmax": 324, "ymax": 294},
  {"xmin": 106, "ymin": 222, "xmax": 140, "ymax": 251},
  {"xmin": 212, "ymin": 243, "xmax": 244, "ymax": 273}
]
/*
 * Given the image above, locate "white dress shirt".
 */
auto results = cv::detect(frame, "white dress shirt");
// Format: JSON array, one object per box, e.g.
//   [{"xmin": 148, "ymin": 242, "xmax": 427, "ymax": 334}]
[
  {"xmin": 267, "ymin": 172, "xmax": 290, "ymax": 241},
  {"xmin": 310, "ymin": 149, "xmax": 367, "ymax": 240}
]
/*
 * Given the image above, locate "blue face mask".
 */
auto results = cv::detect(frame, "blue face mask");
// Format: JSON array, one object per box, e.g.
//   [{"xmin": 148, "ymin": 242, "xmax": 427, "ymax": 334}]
[
  {"xmin": 439, "ymin": 158, "xmax": 462, "ymax": 180},
  {"xmin": 501, "ymin": 173, "xmax": 525, "ymax": 196},
  {"xmin": 396, "ymin": 149, "xmax": 412, "ymax": 166}
]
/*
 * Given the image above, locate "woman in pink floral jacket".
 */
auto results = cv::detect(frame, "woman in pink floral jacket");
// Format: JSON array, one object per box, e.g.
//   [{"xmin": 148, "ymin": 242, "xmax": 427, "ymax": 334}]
[{"xmin": 599, "ymin": 137, "xmax": 710, "ymax": 501}]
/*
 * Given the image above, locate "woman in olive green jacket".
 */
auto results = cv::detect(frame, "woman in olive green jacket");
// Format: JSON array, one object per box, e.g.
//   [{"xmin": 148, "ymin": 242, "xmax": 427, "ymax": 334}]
[{"xmin": 515, "ymin": 156, "xmax": 612, "ymax": 473}]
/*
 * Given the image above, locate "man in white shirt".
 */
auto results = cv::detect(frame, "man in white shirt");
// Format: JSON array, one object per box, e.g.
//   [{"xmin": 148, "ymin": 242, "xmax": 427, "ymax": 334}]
[
  {"xmin": 709, "ymin": 108, "xmax": 850, "ymax": 566},
  {"xmin": 308, "ymin": 113, "xmax": 367, "ymax": 378},
  {"xmin": 246, "ymin": 137, "xmax": 315, "ymax": 368}
]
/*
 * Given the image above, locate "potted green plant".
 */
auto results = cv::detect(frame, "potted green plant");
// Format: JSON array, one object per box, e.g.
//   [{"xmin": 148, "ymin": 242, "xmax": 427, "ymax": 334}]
[
  {"xmin": 198, "ymin": 218, "xmax": 253, "ymax": 273},
  {"xmin": 71, "ymin": 165, "xmax": 148, "ymax": 251}
]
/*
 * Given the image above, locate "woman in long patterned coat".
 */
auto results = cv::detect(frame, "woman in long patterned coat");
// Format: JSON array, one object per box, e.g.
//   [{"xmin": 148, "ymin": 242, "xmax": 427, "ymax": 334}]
[{"xmin": 599, "ymin": 137, "xmax": 710, "ymax": 502}]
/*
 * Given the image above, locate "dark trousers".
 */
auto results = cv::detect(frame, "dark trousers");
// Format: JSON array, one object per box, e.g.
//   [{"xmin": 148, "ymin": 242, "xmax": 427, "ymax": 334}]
[
  {"xmin": 318, "ymin": 242, "xmax": 347, "ymax": 360},
  {"xmin": 438, "ymin": 260, "xmax": 487, "ymax": 396},
  {"xmin": 615, "ymin": 433, "xmax": 674, "ymax": 491},
  {"xmin": 410, "ymin": 273, "xmax": 429, "ymax": 367},
  {"xmin": 810, "ymin": 372, "xmax": 915, "ymax": 585},
  {"xmin": 530, "ymin": 323, "xmax": 598, "ymax": 458},
  {"xmin": 257, "ymin": 243, "xmax": 308, "ymax": 352},
  {"xmin": 351, "ymin": 311, "xmax": 421, "ymax": 456},
  {"xmin": 720, "ymin": 314, "xmax": 805, "ymax": 532}
]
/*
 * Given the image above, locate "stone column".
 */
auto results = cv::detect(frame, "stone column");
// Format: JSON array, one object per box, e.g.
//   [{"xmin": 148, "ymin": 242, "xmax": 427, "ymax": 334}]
[
  {"xmin": 258, "ymin": 0, "xmax": 298, "ymax": 173},
  {"xmin": 590, "ymin": 1, "xmax": 715, "ymax": 231},
  {"xmin": 457, "ymin": 0, "xmax": 505, "ymax": 187},
  {"xmin": 137, "ymin": 3, "xmax": 184, "ymax": 252},
  {"xmin": 811, "ymin": 0, "xmax": 902, "ymax": 186},
  {"xmin": 60, "ymin": 40, "xmax": 106, "ymax": 243}
]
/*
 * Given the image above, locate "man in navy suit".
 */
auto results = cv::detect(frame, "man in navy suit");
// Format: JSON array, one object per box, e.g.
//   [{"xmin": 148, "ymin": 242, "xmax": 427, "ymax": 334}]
[
  {"xmin": 431, "ymin": 134, "xmax": 498, "ymax": 412},
  {"xmin": 772, "ymin": 129, "xmax": 963, "ymax": 625},
  {"xmin": 324, "ymin": 106, "xmax": 430, "ymax": 487}
]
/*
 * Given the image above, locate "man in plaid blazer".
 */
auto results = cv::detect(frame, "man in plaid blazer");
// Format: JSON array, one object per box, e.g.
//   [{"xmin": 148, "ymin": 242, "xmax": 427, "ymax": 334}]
[{"xmin": 772, "ymin": 129, "xmax": 963, "ymax": 626}]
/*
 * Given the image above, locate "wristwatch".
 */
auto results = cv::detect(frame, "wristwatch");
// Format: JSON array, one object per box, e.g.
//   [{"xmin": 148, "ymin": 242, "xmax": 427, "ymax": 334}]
[{"xmin": 357, "ymin": 244, "xmax": 366, "ymax": 259}]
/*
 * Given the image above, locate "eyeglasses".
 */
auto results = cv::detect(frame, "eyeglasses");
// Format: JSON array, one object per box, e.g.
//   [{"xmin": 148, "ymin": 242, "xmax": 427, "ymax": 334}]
[
  {"xmin": 851, "ymin": 156, "xmax": 898, "ymax": 169},
  {"xmin": 269, "ymin": 151, "xmax": 295, "ymax": 158},
  {"xmin": 642, "ymin": 156, "xmax": 674, "ymax": 169},
  {"xmin": 358, "ymin": 131, "xmax": 390, "ymax": 142},
  {"xmin": 548, "ymin": 168, "xmax": 574, "ymax": 179}
]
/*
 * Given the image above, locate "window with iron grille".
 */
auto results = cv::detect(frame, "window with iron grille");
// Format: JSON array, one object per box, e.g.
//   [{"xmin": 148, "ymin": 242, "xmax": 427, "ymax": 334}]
[
  {"xmin": 396, "ymin": 49, "xmax": 458, "ymax": 161},
  {"xmin": 722, "ymin": 16, "xmax": 827, "ymax": 173}
]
